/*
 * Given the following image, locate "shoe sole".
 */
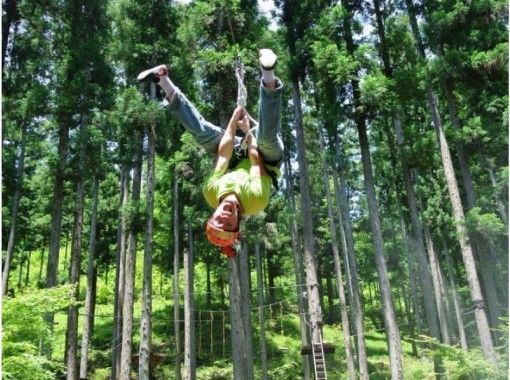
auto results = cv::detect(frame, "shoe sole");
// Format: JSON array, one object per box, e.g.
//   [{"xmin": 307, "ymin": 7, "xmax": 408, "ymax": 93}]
[
  {"xmin": 259, "ymin": 49, "xmax": 277, "ymax": 70},
  {"xmin": 137, "ymin": 65, "xmax": 167, "ymax": 82}
]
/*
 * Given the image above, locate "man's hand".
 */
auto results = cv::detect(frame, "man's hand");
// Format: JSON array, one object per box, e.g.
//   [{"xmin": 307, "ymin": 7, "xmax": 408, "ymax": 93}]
[
  {"xmin": 230, "ymin": 106, "xmax": 245, "ymax": 126},
  {"xmin": 237, "ymin": 115, "xmax": 251, "ymax": 135},
  {"xmin": 215, "ymin": 107, "xmax": 245, "ymax": 172}
]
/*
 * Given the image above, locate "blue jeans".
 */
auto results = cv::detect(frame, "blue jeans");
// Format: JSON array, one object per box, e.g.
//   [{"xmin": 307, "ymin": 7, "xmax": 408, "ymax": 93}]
[{"xmin": 164, "ymin": 79, "xmax": 284, "ymax": 165}]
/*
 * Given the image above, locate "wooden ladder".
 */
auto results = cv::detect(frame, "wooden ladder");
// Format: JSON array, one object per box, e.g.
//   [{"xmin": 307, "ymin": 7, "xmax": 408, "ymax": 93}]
[{"xmin": 312, "ymin": 330, "xmax": 327, "ymax": 380}]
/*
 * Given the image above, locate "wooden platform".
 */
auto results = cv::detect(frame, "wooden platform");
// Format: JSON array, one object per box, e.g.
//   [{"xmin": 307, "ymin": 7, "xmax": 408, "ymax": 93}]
[{"xmin": 301, "ymin": 343, "xmax": 336, "ymax": 355}]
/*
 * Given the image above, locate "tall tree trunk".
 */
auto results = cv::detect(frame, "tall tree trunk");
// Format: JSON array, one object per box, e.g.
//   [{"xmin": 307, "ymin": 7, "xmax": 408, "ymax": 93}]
[
  {"xmin": 119, "ymin": 131, "xmax": 143, "ymax": 378},
  {"xmin": 431, "ymin": 89, "xmax": 496, "ymax": 363},
  {"xmin": 38, "ymin": 248, "xmax": 45, "ymax": 285},
  {"xmin": 319, "ymin": 128, "xmax": 356, "ymax": 379},
  {"xmin": 443, "ymin": 82, "xmax": 476, "ymax": 207},
  {"xmin": 24, "ymin": 250, "xmax": 31, "ymax": 287},
  {"xmin": 382, "ymin": 127, "xmax": 421, "ymax": 356},
  {"xmin": 183, "ymin": 223, "xmax": 196, "ymax": 380},
  {"xmin": 405, "ymin": 0, "xmax": 497, "ymax": 363},
  {"xmin": 356, "ymin": 115, "xmax": 404, "ymax": 379},
  {"xmin": 342, "ymin": 0, "xmax": 404, "ymax": 374},
  {"xmin": 240, "ymin": 241, "xmax": 254, "ymax": 377},
  {"xmin": 2, "ymin": 0, "xmax": 18, "ymax": 68},
  {"xmin": 283, "ymin": 155, "xmax": 311, "ymax": 379},
  {"xmin": 290, "ymin": 75, "xmax": 323, "ymax": 349},
  {"xmin": 139, "ymin": 126, "xmax": 156, "ymax": 380},
  {"xmin": 228, "ymin": 247, "xmax": 254, "ymax": 380},
  {"xmin": 255, "ymin": 242, "xmax": 269, "ymax": 380},
  {"xmin": 112, "ymin": 167, "xmax": 130, "ymax": 378},
  {"xmin": 435, "ymin": 250, "xmax": 456, "ymax": 342},
  {"xmin": 17, "ymin": 252, "xmax": 24, "ymax": 291},
  {"xmin": 79, "ymin": 177, "xmax": 100, "ymax": 379},
  {"xmin": 45, "ymin": 123, "xmax": 69, "ymax": 355},
  {"xmin": 266, "ymin": 249, "xmax": 276, "ymax": 304},
  {"xmin": 423, "ymin": 225, "xmax": 451, "ymax": 344},
  {"xmin": 394, "ymin": 118, "xmax": 444, "ymax": 346},
  {"xmin": 3, "ymin": 123, "xmax": 26, "ymax": 296},
  {"xmin": 206, "ymin": 261, "xmax": 212, "ymax": 309},
  {"xmin": 372, "ymin": 0, "xmax": 442, "ymax": 353},
  {"xmin": 332, "ymin": 137, "xmax": 369, "ymax": 379},
  {"xmin": 445, "ymin": 82, "xmax": 502, "ymax": 332},
  {"xmin": 441, "ymin": 235, "xmax": 468, "ymax": 350},
  {"xmin": 66, "ymin": 116, "xmax": 88, "ymax": 380},
  {"xmin": 173, "ymin": 172, "xmax": 182, "ymax": 380}
]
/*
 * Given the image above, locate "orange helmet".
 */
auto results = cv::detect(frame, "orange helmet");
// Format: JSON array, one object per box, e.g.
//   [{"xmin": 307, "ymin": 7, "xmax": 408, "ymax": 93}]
[{"xmin": 206, "ymin": 221, "xmax": 239, "ymax": 248}]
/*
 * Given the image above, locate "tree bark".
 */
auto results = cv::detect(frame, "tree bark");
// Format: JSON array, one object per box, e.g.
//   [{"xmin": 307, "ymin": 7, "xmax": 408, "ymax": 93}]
[
  {"xmin": 173, "ymin": 172, "xmax": 182, "ymax": 380},
  {"xmin": 372, "ymin": 0, "xmax": 443, "ymax": 355},
  {"xmin": 66, "ymin": 116, "xmax": 88, "ymax": 380},
  {"xmin": 45, "ymin": 122, "xmax": 69, "ymax": 355},
  {"xmin": 255, "ymin": 242, "xmax": 269, "ymax": 380},
  {"xmin": 382, "ymin": 127, "xmax": 422, "ymax": 356},
  {"xmin": 112, "ymin": 166, "xmax": 130, "ymax": 378},
  {"xmin": 332, "ymin": 136, "xmax": 369, "ymax": 379},
  {"xmin": 394, "ymin": 117, "xmax": 444, "ymax": 348},
  {"xmin": 342, "ymin": 1, "xmax": 404, "ymax": 375},
  {"xmin": 444, "ymin": 82, "xmax": 476, "ymax": 207},
  {"xmin": 119, "ymin": 130, "xmax": 143, "ymax": 378},
  {"xmin": 23, "ymin": 250, "xmax": 30, "ymax": 286},
  {"xmin": 239, "ymin": 241, "xmax": 254, "ymax": 378},
  {"xmin": 440, "ymin": 235, "xmax": 468, "ymax": 350},
  {"xmin": 290, "ymin": 76, "xmax": 323, "ymax": 348},
  {"xmin": 283, "ymin": 155, "xmax": 311, "ymax": 379},
  {"xmin": 356, "ymin": 115, "xmax": 404, "ymax": 379},
  {"xmin": 139, "ymin": 125, "xmax": 156, "ymax": 380},
  {"xmin": 17, "ymin": 251, "xmax": 24, "ymax": 291},
  {"xmin": 430, "ymin": 90, "xmax": 496, "ymax": 363},
  {"xmin": 183, "ymin": 223, "xmax": 196, "ymax": 380},
  {"xmin": 319, "ymin": 129, "xmax": 356, "ymax": 379},
  {"xmin": 79, "ymin": 176, "xmax": 100, "ymax": 379},
  {"xmin": 228, "ymin": 245, "xmax": 254, "ymax": 380},
  {"xmin": 3, "ymin": 123, "xmax": 26, "ymax": 296},
  {"xmin": 38, "ymin": 247, "xmax": 45, "ymax": 285},
  {"xmin": 423, "ymin": 225, "xmax": 451, "ymax": 345},
  {"xmin": 206, "ymin": 261, "xmax": 212, "ymax": 309},
  {"xmin": 444, "ymin": 82, "xmax": 502, "ymax": 332},
  {"xmin": 2, "ymin": 0, "xmax": 18, "ymax": 68},
  {"xmin": 405, "ymin": 0, "xmax": 496, "ymax": 362}
]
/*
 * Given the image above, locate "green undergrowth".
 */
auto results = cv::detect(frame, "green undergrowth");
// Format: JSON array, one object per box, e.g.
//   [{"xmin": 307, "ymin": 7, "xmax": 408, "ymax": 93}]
[{"xmin": 5, "ymin": 248, "xmax": 509, "ymax": 379}]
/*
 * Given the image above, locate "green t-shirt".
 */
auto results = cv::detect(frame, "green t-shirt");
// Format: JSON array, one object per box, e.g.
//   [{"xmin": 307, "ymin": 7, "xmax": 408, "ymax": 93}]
[{"xmin": 203, "ymin": 159, "xmax": 273, "ymax": 216}]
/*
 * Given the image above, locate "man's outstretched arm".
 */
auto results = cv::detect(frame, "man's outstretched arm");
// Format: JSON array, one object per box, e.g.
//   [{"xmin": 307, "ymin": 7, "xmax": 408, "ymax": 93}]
[{"xmin": 215, "ymin": 106, "xmax": 244, "ymax": 172}]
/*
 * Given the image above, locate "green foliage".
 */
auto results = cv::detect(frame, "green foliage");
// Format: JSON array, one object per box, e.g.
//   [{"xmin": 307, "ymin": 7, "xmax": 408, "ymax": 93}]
[
  {"xmin": 465, "ymin": 207, "xmax": 506, "ymax": 240},
  {"xmin": 417, "ymin": 336, "xmax": 507, "ymax": 379},
  {"xmin": 359, "ymin": 71, "xmax": 397, "ymax": 114},
  {"xmin": 3, "ymin": 285, "xmax": 77, "ymax": 380},
  {"xmin": 195, "ymin": 360, "xmax": 233, "ymax": 379}
]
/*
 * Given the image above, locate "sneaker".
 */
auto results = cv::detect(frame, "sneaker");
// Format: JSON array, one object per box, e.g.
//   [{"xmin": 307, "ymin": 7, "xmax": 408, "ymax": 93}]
[
  {"xmin": 137, "ymin": 64, "xmax": 168, "ymax": 82},
  {"xmin": 259, "ymin": 49, "xmax": 277, "ymax": 71}
]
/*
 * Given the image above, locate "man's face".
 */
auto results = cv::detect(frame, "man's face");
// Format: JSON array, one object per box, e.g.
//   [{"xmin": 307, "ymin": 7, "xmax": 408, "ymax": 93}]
[{"xmin": 210, "ymin": 199, "xmax": 239, "ymax": 232}]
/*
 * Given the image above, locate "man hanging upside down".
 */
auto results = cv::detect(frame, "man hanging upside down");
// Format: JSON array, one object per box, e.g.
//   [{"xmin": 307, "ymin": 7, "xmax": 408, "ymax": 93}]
[{"xmin": 137, "ymin": 49, "xmax": 283, "ymax": 257}]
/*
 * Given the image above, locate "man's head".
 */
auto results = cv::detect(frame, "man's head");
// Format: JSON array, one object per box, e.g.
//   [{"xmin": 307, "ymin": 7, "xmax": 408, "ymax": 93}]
[{"xmin": 206, "ymin": 196, "xmax": 241, "ymax": 247}]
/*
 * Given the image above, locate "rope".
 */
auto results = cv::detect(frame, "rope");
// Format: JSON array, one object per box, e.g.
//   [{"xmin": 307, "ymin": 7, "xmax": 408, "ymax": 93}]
[
  {"xmin": 74, "ymin": 296, "xmax": 300, "ymax": 321},
  {"xmin": 235, "ymin": 59, "xmax": 247, "ymax": 108}
]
